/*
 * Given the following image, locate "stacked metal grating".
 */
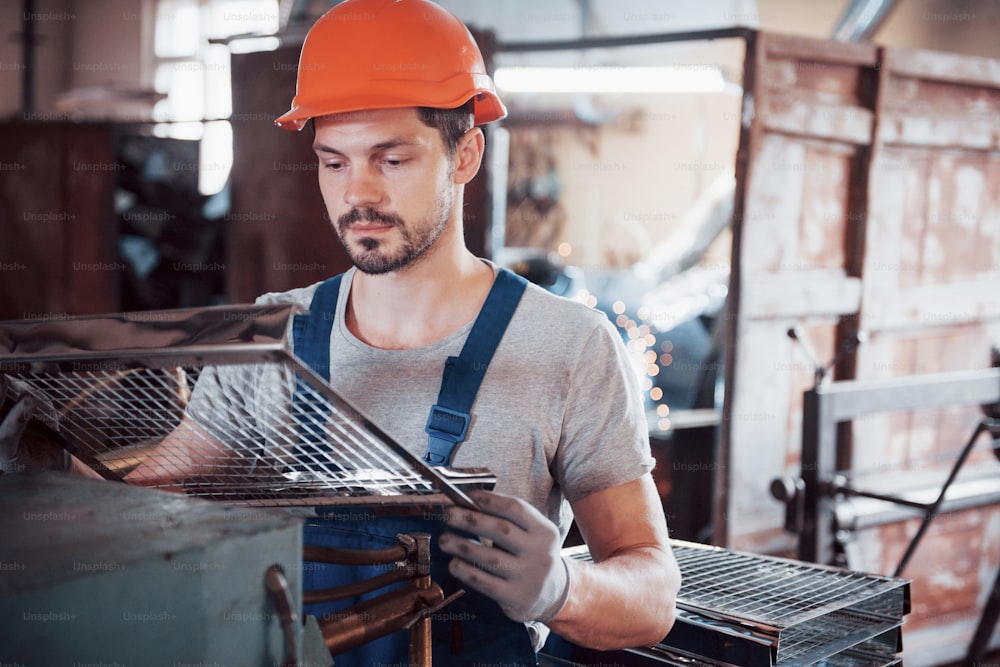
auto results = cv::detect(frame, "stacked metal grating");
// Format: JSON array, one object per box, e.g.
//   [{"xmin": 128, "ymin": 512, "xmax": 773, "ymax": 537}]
[{"xmin": 560, "ymin": 542, "xmax": 910, "ymax": 666}]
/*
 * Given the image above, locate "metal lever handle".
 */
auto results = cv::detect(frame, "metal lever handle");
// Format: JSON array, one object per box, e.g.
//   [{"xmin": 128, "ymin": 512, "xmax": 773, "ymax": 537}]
[
  {"xmin": 401, "ymin": 589, "xmax": 467, "ymax": 630},
  {"xmin": 770, "ymin": 475, "xmax": 805, "ymax": 533},
  {"xmin": 265, "ymin": 564, "xmax": 299, "ymax": 667}
]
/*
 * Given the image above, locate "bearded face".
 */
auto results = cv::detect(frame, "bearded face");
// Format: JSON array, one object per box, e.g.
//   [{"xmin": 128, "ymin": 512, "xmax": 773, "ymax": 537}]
[{"xmin": 334, "ymin": 184, "xmax": 452, "ymax": 275}]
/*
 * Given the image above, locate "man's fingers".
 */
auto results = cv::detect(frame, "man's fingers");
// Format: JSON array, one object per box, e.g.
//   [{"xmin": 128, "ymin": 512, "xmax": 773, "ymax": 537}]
[
  {"xmin": 0, "ymin": 396, "xmax": 39, "ymax": 458},
  {"xmin": 446, "ymin": 555, "xmax": 507, "ymax": 600},
  {"xmin": 466, "ymin": 490, "xmax": 540, "ymax": 532},
  {"xmin": 0, "ymin": 396, "xmax": 38, "ymax": 442},
  {"xmin": 443, "ymin": 506, "xmax": 530, "ymax": 555},
  {"xmin": 440, "ymin": 534, "xmax": 525, "ymax": 602}
]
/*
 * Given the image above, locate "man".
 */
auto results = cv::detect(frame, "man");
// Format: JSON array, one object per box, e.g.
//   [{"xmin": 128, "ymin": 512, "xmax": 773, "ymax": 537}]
[
  {"xmin": 264, "ymin": 0, "xmax": 678, "ymax": 661},
  {"xmin": 2, "ymin": 0, "xmax": 679, "ymax": 663}
]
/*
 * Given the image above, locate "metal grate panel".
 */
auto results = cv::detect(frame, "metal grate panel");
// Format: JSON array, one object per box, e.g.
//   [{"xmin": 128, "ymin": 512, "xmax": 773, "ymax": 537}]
[
  {"xmin": 0, "ymin": 305, "xmax": 490, "ymax": 509},
  {"xmin": 671, "ymin": 544, "xmax": 907, "ymax": 630},
  {"xmin": 563, "ymin": 542, "xmax": 909, "ymax": 666}
]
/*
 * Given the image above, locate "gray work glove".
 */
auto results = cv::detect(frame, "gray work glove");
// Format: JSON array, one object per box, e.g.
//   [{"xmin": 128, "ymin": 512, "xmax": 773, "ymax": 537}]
[
  {"xmin": 0, "ymin": 375, "xmax": 69, "ymax": 474},
  {"xmin": 440, "ymin": 489, "xmax": 571, "ymax": 624}
]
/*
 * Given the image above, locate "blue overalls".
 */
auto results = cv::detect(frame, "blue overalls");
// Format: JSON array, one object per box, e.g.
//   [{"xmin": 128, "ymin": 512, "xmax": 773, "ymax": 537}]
[{"xmin": 291, "ymin": 268, "xmax": 539, "ymax": 666}]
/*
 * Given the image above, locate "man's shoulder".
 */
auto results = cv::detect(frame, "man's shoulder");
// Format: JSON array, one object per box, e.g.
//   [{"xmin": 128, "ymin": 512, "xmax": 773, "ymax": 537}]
[{"xmin": 515, "ymin": 280, "xmax": 612, "ymax": 331}]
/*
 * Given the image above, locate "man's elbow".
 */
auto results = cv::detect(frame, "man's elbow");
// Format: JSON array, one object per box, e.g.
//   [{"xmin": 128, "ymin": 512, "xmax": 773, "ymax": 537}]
[
  {"xmin": 639, "ymin": 561, "xmax": 681, "ymax": 646},
  {"xmin": 587, "ymin": 549, "xmax": 681, "ymax": 651}
]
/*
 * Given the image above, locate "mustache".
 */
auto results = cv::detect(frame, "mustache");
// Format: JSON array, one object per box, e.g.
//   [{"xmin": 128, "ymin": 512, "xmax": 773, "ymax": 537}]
[{"xmin": 337, "ymin": 207, "xmax": 404, "ymax": 231}]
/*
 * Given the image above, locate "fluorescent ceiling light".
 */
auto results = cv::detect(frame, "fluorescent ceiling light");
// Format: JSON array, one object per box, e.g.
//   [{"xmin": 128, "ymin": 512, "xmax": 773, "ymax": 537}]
[{"xmin": 494, "ymin": 65, "xmax": 727, "ymax": 94}]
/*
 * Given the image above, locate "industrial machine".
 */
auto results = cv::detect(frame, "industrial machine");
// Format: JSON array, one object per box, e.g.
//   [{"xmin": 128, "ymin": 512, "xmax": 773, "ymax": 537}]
[
  {"xmin": 0, "ymin": 303, "xmax": 491, "ymax": 665},
  {"xmin": 0, "ymin": 470, "xmax": 317, "ymax": 666},
  {"xmin": 771, "ymin": 366, "xmax": 1000, "ymax": 663}
]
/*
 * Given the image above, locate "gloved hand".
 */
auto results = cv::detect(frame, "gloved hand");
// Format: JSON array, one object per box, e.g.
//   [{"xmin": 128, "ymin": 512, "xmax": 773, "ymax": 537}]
[
  {"xmin": 440, "ymin": 489, "xmax": 570, "ymax": 624},
  {"xmin": 0, "ymin": 375, "xmax": 69, "ymax": 474}
]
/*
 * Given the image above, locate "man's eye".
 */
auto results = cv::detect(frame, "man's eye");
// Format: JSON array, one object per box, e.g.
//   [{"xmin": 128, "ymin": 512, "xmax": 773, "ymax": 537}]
[
  {"xmin": 384, "ymin": 158, "xmax": 406, "ymax": 167},
  {"xmin": 324, "ymin": 161, "xmax": 345, "ymax": 170}
]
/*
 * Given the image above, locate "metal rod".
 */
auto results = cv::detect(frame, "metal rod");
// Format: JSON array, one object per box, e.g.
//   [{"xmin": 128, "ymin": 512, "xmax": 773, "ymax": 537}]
[
  {"xmin": 893, "ymin": 420, "xmax": 992, "ymax": 577},
  {"xmin": 964, "ymin": 563, "xmax": 1000, "ymax": 664},
  {"xmin": 835, "ymin": 486, "xmax": 933, "ymax": 511},
  {"xmin": 304, "ymin": 543, "xmax": 410, "ymax": 567},
  {"xmin": 837, "ymin": 477, "xmax": 1000, "ymax": 531},
  {"xmin": 496, "ymin": 27, "xmax": 751, "ymax": 53},
  {"xmin": 318, "ymin": 584, "xmax": 445, "ymax": 655},
  {"xmin": 303, "ymin": 566, "xmax": 413, "ymax": 605},
  {"xmin": 264, "ymin": 565, "xmax": 300, "ymax": 667}
]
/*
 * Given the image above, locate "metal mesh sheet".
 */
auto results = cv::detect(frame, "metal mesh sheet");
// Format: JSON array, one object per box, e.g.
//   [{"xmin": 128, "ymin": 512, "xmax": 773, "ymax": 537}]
[
  {"xmin": 0, "ymin": 305, "xmax": 489, "ymax": 509},
  {"xmin": 563, "ymin": 542, "xmax": 909, "ymax": 666},
  {"xmin": 776, "ymin": 610, "xmax": 899, "ymax": 664},
  {"xmin": 670, "ymin": 543, "xmax": 907, "ymax": 630}
]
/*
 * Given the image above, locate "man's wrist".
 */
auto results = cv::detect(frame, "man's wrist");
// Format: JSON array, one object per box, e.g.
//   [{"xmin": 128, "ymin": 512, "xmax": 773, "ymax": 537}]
[{"xmin": 537, "ymin": 556, "xmax": 572, "ymax": 624}]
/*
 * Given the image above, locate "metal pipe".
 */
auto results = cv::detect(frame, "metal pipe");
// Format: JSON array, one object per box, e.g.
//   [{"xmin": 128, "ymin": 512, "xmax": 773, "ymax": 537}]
[
  {"xmin": 304, "ymin": 542, "xmax": 410, "ymax": 566},
  {"xmin": 408, "ymin": 533, "xmax": 433, "ymax": 667},
  {"xmin": 303, "ymin": 566, "xmax": 414, "ymax": 605},
  {"xmin": 318, "ymin": 584, "xmax": 445, "ymax": 655},
  {"xmin": 831, "ymin": 0, "xmax": 898, "ymax": 43},
  {"xmin": 264, "ymin": 565, "xmax": 300, "ymax": 667},
  {"xmin": 497, "ymin": 27, "xmax": 750, "ymax": 53}
]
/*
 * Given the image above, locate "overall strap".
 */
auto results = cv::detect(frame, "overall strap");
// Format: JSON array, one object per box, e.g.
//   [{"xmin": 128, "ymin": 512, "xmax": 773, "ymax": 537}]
[
  {"xmin": 424, "ymin": 268, "xmax": 528, "ymax": 466},
  {"xmin": 292, "ymin": 274, "xmax": 343, "ymax": 467},
  {"xmin": 291, "ymin": 269, "xmax": 528, "ymax": 468},
  {"xmin": 292, "ymin": 274, "xmax": 344, "ymax": 381}
]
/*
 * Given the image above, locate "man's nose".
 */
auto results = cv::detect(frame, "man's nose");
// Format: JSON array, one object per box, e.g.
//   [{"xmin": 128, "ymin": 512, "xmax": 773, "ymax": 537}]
[{"xmin": 344, "ymin": 164, "xmax": 384, "ymax": 208}]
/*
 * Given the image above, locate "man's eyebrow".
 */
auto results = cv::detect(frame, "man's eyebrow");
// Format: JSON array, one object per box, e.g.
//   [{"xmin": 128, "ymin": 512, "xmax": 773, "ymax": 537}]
[
  {"xmin": 371, "ymin": 138, "xmax": 419, "ymax": 151},
  {"xmin": 312, "ymin": 143, "xmax": 342, "ymax": 154},
  {"xmin": 312, "ymin": 138, "xmax": 419, "ymax": 154}
]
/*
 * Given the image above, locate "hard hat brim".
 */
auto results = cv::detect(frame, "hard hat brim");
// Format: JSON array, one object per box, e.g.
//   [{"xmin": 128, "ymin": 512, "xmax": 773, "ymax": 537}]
[{"xmin": 274, "ymin": 90, "xmax": 507, "ymax": 131}]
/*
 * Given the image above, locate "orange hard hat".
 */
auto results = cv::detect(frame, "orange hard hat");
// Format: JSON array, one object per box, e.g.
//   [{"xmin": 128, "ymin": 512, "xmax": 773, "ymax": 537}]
[{"xmin": 274, "ymin": 0, "xmax": 507, "ymax": 131}]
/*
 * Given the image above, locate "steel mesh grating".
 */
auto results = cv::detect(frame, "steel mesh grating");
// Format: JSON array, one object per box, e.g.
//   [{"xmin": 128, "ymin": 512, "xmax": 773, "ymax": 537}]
[
  {"xmin": 564, "ymin": 542, "xmax": 909, "ymax": 666},
  {"xmin": 671, "ymin": 544, "xmax": 907, "ymax": 630},
  {"xmin": 0, "ymin": 305, "xmax": 489, "ymax": 508}
]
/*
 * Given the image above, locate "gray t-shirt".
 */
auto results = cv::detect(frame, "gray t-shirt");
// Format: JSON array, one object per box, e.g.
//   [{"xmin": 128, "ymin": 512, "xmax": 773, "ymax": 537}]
[{"xmin": 254, "ymin": 264, "xmax": 654, "ymax": 542}]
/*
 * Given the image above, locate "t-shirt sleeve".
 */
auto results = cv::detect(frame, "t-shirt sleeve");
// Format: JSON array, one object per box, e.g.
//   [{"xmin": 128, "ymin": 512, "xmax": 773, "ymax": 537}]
[{"xmin": 554, "ymin": 316, "xmax": 655, "ymax": 502}]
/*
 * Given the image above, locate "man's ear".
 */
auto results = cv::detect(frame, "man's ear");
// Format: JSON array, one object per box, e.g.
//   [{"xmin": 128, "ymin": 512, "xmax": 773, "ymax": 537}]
[{"xmin": 452, "ymin": 127, "xmax": 485, "ymax": 185}]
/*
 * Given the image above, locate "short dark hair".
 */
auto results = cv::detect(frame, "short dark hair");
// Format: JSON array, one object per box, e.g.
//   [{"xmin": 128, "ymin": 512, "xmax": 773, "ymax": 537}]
[
  {"xmin": 418, "ymin": 100, "xmax": 475, "ymax": 157},
  {"xmin": 307, "ymin": 102, "xmax": 475, "ymax": 158}
]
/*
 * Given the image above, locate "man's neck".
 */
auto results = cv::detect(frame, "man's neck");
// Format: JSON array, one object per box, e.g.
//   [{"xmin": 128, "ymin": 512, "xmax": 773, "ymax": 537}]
[{"xmin": 346, "ymin": 247, "xmax": 495, "ymax": 350}]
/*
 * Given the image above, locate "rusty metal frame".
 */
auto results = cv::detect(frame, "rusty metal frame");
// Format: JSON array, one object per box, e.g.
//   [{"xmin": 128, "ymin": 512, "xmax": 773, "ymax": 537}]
[
  {"xmin": 799, "ymin": 368, "xmax": 1000, "ymax": 660},
  {"xmin": 799, "ymin": 367, "xmax": 1000, "ymax": 565}
]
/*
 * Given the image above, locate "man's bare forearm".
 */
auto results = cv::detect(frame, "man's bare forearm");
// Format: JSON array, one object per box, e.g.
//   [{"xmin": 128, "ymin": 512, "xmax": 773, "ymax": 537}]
[
  {"xmin": 124, "ymin": 418, "xmax": 228, "ymax": 488},
  {"xmin": 546, "ymin": 475, "xmax": 680, "ymax": 650},
  {"xmin": 548, "ymin": 544, "xmax": 679, "ymax": 650}
]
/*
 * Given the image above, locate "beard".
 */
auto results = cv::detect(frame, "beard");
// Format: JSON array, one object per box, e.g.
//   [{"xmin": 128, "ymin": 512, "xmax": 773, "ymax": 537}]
[{"xmin": 335, "ymin": 187, "xmax": 453, "ymax": 275}]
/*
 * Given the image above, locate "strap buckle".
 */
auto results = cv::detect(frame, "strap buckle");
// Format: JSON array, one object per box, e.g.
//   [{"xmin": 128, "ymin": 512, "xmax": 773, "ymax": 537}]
[
  {"xmin": 424, "ymin": 404, "xmax": 470, "ymax": 442},
  {"xmin": 423, "ymin": 405, "xmax": 470, "ymax": 466}
]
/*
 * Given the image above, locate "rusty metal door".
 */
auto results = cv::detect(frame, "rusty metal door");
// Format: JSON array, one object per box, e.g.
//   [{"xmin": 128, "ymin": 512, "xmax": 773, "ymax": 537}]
[{"xmin": 720, "ymin": 32, "xmax": 1000, "ymax": 663}]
